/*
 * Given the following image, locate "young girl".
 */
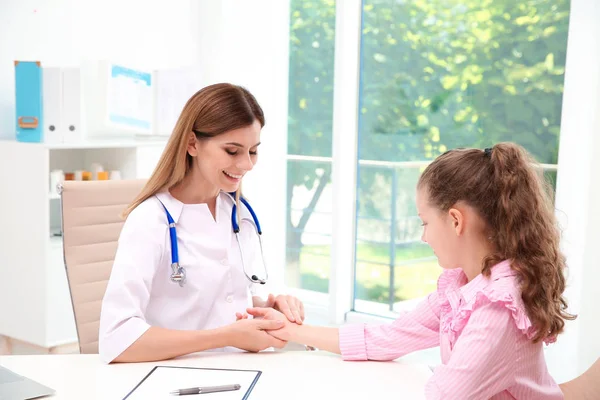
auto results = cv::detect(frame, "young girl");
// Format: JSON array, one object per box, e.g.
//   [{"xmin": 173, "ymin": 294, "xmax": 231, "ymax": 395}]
[{"xmin": 244, "ymin": 143, "xmax": 575, "ymax": 399}]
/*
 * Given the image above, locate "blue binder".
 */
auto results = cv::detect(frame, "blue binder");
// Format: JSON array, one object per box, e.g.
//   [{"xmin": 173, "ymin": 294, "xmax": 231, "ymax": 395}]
[{"xmin": 15, "ymin": 61, "xmax": 43, "ymax": 142}]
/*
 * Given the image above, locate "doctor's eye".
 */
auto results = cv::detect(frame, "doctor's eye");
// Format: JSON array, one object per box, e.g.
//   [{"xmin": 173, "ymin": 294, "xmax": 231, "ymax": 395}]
[{"xmin": 225, "ymin": 148, "xmax": 258, "ymax": 157}]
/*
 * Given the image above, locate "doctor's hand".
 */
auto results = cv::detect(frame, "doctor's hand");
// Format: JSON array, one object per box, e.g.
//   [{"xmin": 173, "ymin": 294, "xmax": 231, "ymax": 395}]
[
  {"xmin": 259, "ymin": 294, "xmax": 305, "ymax": 325},
  {"xmin": 227, "ymin": 318, "xmax": 287, "ymax": 352},
  {"xmin": 245, "ymin": 307, "xmax": 293, "ymax": 342}
]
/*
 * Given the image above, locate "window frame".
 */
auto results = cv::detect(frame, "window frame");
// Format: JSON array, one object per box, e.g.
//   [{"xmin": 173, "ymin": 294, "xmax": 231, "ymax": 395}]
[{"xmin": 286, "ymin": 0, "xmax": 562, "ymax": 328}]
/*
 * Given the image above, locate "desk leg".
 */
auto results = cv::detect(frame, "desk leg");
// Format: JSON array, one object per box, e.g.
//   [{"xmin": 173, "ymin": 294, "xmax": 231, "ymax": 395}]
[{"xmin": 0, "ymin": 335, "xmax": 13, "ymax": 355}]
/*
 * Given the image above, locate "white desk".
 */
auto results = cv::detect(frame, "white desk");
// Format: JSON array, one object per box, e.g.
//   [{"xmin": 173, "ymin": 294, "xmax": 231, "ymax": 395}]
[{"xmin": 0, "ymin": 351, "xmax": 433, "ymax": 399}]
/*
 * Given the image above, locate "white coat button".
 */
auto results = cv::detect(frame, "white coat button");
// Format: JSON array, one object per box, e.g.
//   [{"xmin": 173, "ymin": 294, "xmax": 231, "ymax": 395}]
[
  {"xmin": 221, "ymin": 259, "xmax": 228, "ymax": 266},
  {"xmin": 226, "ymin": 295, "xmax": 233, "ymax": 303}
]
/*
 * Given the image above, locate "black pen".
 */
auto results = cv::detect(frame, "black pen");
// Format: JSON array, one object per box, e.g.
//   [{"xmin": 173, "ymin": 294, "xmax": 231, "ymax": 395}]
[{"xmin": 170, "ymin": 384, "xmax": 241, "ymax": 396}]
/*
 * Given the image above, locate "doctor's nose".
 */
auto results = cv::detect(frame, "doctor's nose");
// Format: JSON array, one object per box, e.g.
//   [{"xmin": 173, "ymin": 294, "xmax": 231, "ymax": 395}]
[{"xmin": 237, "ymin": 153, "xmax": 255, "ymax": 171}]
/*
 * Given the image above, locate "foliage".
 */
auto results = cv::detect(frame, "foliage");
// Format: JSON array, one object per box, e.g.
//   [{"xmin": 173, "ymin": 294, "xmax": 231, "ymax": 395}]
[{"xmin": 286, "ymin": 0, "xmax": 570, "ymax": 298}]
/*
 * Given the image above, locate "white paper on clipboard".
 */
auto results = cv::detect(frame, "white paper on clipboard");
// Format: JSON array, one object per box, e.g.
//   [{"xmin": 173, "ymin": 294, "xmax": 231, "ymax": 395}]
[
  {"xmin": 106, "ymin": 64, "xmax": 154, "ymax": 134},
  {"xmin": 122, "ymin": 366, "xmax": 261, "ymax": 400}
]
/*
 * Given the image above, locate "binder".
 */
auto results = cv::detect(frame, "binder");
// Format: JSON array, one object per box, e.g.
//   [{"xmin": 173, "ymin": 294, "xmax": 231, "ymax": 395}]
[
  {"xmin": 40, "ymin": 67, "xmax": 83, "ymax": 144},
  {"xmin": 122, "ymin": 366, "xmax": 262, "ymax": 400},
  {"xmin": 42, "ymin": 67, "xmax": 63, "ymax": 143},
  {"xmin": 62, "ymin": 67, "xmax": 82, "ymax": 142},
  {"xmin": 15, "ymin": 61, "xmax": 44, "ymax": 142}
]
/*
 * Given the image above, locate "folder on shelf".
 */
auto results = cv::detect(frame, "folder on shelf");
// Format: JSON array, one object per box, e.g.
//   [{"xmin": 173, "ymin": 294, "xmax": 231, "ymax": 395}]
[
  {"xmin": 122, "ymin": 366, "xmax": 261, "ymax": 400},
  {"xmin": 15, "ymin": 61, "xmax": 44, "ymax": 143},
  {"xmin": 62, "ymin": 67, "xmax": 82, "ymax": 142},
  {"xmin": 42, "ymin": 67, "xmax": 63, "ymax": 143}
]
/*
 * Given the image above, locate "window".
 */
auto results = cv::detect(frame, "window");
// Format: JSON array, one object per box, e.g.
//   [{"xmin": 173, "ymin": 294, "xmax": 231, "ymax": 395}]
[
  {"xmin": 286, "ymin": 0, "xmax": 336, "ymax": 294},
  {"xmin": 353, "ymin": 0, "xmax": 570, "ymax": 314}
]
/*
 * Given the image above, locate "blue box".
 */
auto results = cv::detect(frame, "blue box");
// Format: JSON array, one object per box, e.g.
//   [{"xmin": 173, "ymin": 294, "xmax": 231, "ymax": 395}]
[{"xmin": 15, "ymin": 61, "xmax": 43, "ymax": 142}]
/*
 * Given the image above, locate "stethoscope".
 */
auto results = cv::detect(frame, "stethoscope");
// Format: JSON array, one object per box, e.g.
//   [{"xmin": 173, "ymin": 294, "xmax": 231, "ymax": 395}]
[{"xmin": 158, "ymin": 193, "xmax": 269, "ymax": 288}]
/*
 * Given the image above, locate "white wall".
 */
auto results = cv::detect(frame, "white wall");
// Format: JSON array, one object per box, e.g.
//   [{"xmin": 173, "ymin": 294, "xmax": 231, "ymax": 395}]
[
  {"xmin": 549, "ymin": 0, "xmax": 600, "ymax": 383},
  {"xmin": 0, "ymin": 0, "xmax": 195, "ymax": 139},
  {"xmin": 0, "ymin": 0, "xmax": 290, "ymax": 296}
]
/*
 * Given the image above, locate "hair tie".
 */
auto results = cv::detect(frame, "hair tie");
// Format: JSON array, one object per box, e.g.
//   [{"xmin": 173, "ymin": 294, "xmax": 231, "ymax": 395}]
[{"xmin": 484, "ymin": 147, "xmax": 492, "ymax": 157}]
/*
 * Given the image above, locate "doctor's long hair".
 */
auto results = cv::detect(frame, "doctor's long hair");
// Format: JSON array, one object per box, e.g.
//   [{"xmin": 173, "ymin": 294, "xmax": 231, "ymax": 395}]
[{"xmin": 122, "ymin": 83, "xmax": 265, "ymax": 218}]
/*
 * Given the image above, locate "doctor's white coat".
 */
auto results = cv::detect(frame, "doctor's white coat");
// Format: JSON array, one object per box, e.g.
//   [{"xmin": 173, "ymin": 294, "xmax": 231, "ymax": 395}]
[{"xmin": 98, "ymin": 191, "xmax": 264, "ymax": 363}]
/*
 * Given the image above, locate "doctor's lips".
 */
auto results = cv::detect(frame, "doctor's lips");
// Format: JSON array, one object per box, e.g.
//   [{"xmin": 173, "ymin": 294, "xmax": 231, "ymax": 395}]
[{"xmin": 223, "ymin": 171, "xmax": 243, "ymax": 181}]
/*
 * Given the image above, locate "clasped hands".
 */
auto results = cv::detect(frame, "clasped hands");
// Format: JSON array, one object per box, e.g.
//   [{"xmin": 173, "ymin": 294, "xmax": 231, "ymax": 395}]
[{"xmin": 234, "ymin": 294, "xmax": 301, "ymax": 349}]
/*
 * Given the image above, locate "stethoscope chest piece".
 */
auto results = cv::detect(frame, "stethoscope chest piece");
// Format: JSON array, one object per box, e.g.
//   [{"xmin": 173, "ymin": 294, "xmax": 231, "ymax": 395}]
[{"xmin": 170, "ymin": 262, "xmax": 186, "ymax": 287}]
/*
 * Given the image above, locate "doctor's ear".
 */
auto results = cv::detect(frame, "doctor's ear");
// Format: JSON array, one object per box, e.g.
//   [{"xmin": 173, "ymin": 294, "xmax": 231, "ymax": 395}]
[{"xmin": 187, "ymin": 133, "xmax": 199, "ymax": 157}]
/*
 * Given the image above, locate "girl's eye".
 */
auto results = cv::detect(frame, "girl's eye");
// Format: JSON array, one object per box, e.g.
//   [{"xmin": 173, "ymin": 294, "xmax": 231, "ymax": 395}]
[{"xmin": 250, "ymin": 151, "xmax": 258, "ymax": 156}]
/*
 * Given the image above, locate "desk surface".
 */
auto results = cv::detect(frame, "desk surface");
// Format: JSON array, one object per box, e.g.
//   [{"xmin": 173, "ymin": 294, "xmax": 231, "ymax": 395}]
[{"xmin": 0, "ymin": 351, "xmax": 432, "ymax": 399}]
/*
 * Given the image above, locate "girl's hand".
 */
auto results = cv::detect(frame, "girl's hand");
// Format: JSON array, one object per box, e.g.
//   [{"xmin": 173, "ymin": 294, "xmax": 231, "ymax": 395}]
[
  {"xmin": 227, "ymin": 318, "xmax": 287, "ymax": 352},
  {"xmin": 235, "ymin": 312, "xmax": 249, "ymax": 321},
  {"xmin": 246, "ymin": 307, "xmax": 293, "ymax": 341}
]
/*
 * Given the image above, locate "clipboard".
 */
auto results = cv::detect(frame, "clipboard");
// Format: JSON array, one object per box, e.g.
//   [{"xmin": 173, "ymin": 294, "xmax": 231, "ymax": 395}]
[{"xmin": 122, "ymin": 366, "xmax": 262, "ymax": 400}]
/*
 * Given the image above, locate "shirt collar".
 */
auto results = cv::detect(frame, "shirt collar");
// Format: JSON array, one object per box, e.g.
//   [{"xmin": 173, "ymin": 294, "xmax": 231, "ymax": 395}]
[
  {"xmin": 444, "ymin": 260, "xmax": 515, "ymax": 312},
  {"xmin": 459, "ymin": 259, "xmax": 515, "ymax": 305}
]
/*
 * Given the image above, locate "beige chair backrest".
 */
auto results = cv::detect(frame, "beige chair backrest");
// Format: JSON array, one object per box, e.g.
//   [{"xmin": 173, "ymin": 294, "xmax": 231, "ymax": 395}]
[{"xmin": 60, "ymin": 179, "xmax": 146, "ymax": 354}]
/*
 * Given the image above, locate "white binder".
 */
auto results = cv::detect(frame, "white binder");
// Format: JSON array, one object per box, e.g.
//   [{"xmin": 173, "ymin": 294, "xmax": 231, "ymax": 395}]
[
  {"xmin": 42, "ymin": 67, "xmax": 63, "ymax": 143},
  {"xmin": 62, "ymin": 67, "xmax": 82, "ymax": 143}
]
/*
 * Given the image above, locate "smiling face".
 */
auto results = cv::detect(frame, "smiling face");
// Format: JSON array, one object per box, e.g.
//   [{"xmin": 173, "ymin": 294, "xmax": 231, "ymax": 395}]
[{"xmin": 187, "ymin": 119, "xmax": 261, "ymax": 193}]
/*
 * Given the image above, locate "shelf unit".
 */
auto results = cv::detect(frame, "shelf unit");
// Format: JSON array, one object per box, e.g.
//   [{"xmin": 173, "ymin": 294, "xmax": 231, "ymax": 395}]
[{"xmin": 0, "ymin": 138, "xmax": 166, "ymax": 352}]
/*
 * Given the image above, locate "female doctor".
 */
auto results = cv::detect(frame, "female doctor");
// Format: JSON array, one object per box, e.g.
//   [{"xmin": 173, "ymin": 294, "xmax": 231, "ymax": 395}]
[{"xmin": 98, "ymin": 83, "xmax": 305, "ymax": 364}]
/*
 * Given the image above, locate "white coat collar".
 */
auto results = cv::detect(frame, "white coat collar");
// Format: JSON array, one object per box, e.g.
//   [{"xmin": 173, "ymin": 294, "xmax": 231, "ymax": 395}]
[
  {"xmin": 155, "ymin": 190, "xmax": 237, "ymax": 224},
  {"xmin": 155, "ymin": 191, "xmax": 184, "ymax": 223}
]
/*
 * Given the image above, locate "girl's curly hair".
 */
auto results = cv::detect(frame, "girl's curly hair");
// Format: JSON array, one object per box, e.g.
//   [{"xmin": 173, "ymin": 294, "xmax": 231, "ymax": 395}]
[{"xmin": 418, "ymin": 142, "xmax": 576, "ymax": 342}]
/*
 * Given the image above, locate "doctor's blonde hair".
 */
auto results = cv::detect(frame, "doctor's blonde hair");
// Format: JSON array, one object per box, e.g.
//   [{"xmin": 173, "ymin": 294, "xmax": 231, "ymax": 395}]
[{"xmin": 123, "ymin": 83, "xmax": 265, "ymax": 218}]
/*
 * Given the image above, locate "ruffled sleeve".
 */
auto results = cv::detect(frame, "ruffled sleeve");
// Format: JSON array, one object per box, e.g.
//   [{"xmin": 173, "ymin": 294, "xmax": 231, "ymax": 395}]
[
  {"xmin": 438, "ymin": 267, "xmax": 554, "ymax": 345},
  {"xmin": 482, "ymin": 281, "xmax": 556, "ymax": 344}
]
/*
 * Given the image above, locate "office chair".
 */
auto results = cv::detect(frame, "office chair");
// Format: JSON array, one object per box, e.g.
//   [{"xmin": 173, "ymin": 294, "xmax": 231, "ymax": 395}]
[{"xmin": 60, "ymin": 179, "xmax": 146, "ymax": 354}]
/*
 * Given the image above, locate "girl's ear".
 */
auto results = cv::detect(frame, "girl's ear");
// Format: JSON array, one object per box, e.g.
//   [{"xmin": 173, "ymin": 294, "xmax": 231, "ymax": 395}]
[{"xmin": 448, "ymin": 207, "xmax": 465, "ymax": 236}]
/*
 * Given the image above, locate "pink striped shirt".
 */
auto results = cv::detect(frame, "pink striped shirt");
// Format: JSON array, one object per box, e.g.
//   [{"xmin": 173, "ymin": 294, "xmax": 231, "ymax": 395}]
[{"xmin": 339, "ymin": 260, "xmax": 563, "ymax": 399}]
